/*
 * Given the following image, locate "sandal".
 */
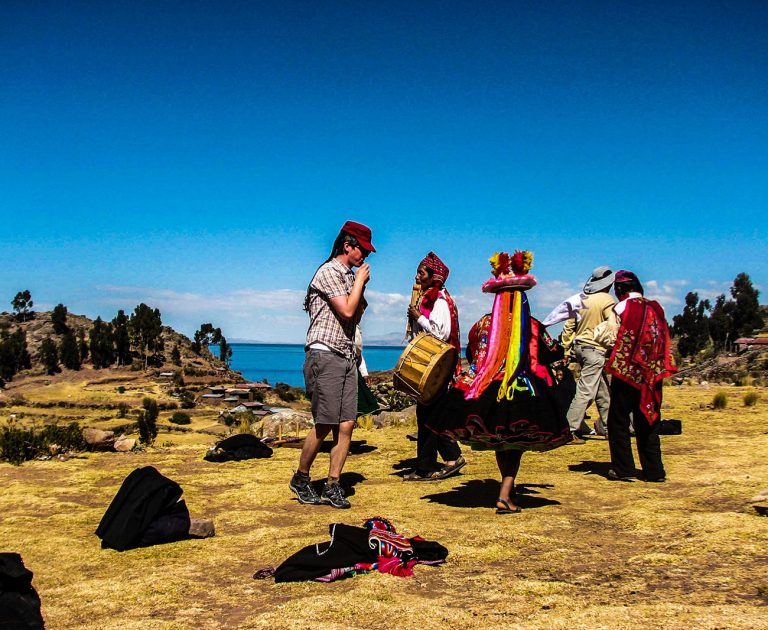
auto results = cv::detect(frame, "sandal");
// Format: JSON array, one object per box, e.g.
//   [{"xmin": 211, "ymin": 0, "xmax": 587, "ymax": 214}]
[
  {"xmin": 429, "ymin": 456, "xmax": 467, "ymax": 480},
  {"xmin": 403, "ymin": 470, "xmax": 432, "ymax": 482},
  {"xmin": 495, "ymin": 498, "xmax": 521, "ymax": 514}
]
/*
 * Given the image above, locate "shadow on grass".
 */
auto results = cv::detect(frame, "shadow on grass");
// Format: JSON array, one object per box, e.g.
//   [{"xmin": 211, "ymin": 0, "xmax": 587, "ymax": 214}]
[
  {"xmin": 569, "ymin": 460, "xmax": 638, "ymax": 480},
  {"xmin": 421, "ymin": 479, "xmax": 560, "ymax": 509},
  {"xmin": 308, "ymin": 471, "xmax": 367, "ymax": 497},
  {"xmin": 319, "ymin": 440, "xmax": 377, "ymax": 455},
  {"xmin": 390, "ymin": 457, "xmax": 418, "ymax": 477}
]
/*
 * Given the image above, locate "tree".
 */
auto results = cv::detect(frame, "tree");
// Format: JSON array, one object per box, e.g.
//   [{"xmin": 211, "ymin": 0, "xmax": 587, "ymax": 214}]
[
  {"xmin": 0, "ymin": 327, "xmax": 30, "ymax": 382},
  {"xmin": 170, "ymin": 344, "xmax": 182, "ymax": 366},
  {"xmin": 11, "ymin": 290, "xmax": 33, "ymax": 322},
  {"xmin": 191, "ymin": 323, "xmax": 222, "ymax": 355},
  {"xmin": 112, "ymin": 310, "xmax": 132, "ymax": 366},
  {"xmin": 77, "ymin": 329, "xmax": 89, "ymax": 362},
  {"xmin": 729, "ymin": 272, "xmax": 763, "ymax": 339},
  {"xmin": 219, "ymin": 336, "xmax": 232, "ymax": 366},
  {"xmin": 9, "ymin": 329, "xmax": 31, "ymax": 374},
  {"xmin": 59, "ymin": 332, "xmax": 81, "ymax": 370},
  {"xmin": 40, "ymin": 337, "xmax": 60, "ymax": 375},
  {"xmin": 672, "ymin": 292, "xmax": 711, "ymax": 357},
  {"xmin": 138, "ymin": 397, "xmax": 159, "ymax": 445},
  {"xmin": 51, "ymin": 304, "xmax": 69, "ymax": 334},
  {"xmin": 89, "ymin": 317, "xmax": 115, "ymax": 369},
  {"xmin": 129, "ymin": 304, "xmax": 163, "ymax": 369},
  {"xmin": 709, "ymin": 294, "xmax": 733, "ymax": 351}
]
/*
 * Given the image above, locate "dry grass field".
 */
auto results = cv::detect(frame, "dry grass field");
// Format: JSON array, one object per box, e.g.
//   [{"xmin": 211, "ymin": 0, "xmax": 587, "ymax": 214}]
[{"xmin": 2, "ymin": 384, "xmax": 767, "ymax": 629}]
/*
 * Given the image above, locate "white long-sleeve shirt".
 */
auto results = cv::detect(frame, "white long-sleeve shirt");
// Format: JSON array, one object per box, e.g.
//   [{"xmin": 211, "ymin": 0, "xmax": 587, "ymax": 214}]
[{"xmin": 413, "ymin": 294, "xmax": 452, "ymax": 342}]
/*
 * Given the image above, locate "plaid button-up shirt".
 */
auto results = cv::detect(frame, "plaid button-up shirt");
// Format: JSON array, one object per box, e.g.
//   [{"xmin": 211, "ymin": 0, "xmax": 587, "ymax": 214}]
[{"xmin": 305, "ymin": 259, "xmax": 362, "ymax": 357}]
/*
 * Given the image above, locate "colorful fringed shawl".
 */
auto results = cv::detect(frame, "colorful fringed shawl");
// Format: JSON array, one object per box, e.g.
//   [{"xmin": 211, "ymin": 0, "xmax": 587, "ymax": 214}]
[
  {"xmin": 605, "ymin": 297, "xmax": 677, "ymax": 424},
  {"xmin": 465, "ymin": 290, "xmax": 531, "ymax": 401}
]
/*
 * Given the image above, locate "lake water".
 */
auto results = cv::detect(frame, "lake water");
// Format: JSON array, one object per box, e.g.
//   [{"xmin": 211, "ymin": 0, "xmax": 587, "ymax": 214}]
[{"xmin": 225, "ymin": 343, "xmax": 405, "ymax": 388}]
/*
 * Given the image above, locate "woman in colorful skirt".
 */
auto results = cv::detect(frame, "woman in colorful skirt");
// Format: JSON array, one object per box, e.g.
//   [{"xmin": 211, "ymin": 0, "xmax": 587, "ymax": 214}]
[{"xmin": 428, "ymin": 251, "xmax": 571, "ymax": 513}]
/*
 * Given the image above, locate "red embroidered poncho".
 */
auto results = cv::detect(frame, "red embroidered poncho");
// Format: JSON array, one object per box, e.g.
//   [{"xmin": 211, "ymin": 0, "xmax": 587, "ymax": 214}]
[{"xmin": 605, "ymin": 297, "xmax": 677, "ymax": 424}]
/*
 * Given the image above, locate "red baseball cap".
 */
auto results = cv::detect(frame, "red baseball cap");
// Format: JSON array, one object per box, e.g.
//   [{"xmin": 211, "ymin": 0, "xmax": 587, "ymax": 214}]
[{"xmin": 341, "ymin": 220, "xmax": 375, "ymax": 253}]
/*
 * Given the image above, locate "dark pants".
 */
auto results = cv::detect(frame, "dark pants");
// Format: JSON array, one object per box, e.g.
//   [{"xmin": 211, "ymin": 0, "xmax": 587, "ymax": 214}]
[
  {"xmin": 415, "ymin": 398, "xmax": 461, "ymax": 474},
  {"xmin": 607, "ymin": 378, "xmax": 665, "ymax": 480}
]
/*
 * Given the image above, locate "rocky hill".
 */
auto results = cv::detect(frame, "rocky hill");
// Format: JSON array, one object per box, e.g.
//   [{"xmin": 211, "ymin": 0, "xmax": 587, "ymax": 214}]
[{"xmin": 0, "ymin": 310, "xmax": 240, "ymax": 383}]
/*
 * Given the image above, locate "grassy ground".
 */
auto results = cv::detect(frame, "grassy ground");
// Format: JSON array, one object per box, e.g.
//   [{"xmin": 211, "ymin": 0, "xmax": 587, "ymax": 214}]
[{"xmin": 2, "ymin": 385, "xmax": 767, "ymax": 629}]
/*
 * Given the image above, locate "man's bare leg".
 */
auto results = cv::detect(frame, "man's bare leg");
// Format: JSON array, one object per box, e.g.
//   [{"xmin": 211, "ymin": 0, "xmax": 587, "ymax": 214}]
[
  {"xmin": 328, "ymin": 420, "xmax": 354, "ymax": 479},
  {"xmin": 297, "ymin": 423, "xmax": 333, "ymax": 475}
]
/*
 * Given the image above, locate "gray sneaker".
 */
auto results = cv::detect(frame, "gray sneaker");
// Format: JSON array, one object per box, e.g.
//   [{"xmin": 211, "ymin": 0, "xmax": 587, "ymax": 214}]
[
  {"xmin": 289, "ymin": 473, "xmax": 323, "ymax": 505},
  {"xmin": 320, "ymin": 482, "xmax": 351, "ymax": 509}
]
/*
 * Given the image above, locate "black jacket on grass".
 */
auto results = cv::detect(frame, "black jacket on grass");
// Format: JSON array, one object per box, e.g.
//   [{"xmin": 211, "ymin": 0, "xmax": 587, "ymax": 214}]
[
  {"xmin": 0, "ymin": 552, "xmax": 45, "ymax": 629},
  {"xmin": 203, "ymin": 433, "xmax": 273, "ymax": 462},
  {"xmin": 95, "ymin": 466, "xmax": 190, "ymax": 551}
]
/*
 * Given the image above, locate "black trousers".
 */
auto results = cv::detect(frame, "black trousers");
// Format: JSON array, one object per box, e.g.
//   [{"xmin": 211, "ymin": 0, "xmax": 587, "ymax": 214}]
[
  {"xmin": 416, "ymin": 397, "xmax": 461, "ymax": 473},
  {"xmin": 607, "ymin": 378, "xmax": 665, "ymax": 480}
]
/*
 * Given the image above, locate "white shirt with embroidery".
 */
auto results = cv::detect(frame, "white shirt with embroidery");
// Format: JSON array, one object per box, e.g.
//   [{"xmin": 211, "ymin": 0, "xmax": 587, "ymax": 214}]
[{"xmin": 414, "ymin": 294, "xmax": 452, "ymax": 342}]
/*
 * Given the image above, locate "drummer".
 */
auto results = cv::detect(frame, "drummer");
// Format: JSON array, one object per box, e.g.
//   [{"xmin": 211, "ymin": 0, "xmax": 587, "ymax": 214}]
[{"xmin": 403, "ymin": 252, "xmax": 465, "ymax": 481}]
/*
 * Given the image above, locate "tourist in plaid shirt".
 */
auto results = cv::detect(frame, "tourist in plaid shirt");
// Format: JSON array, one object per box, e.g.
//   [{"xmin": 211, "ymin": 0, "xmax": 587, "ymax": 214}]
[{"xmin": 289, "ymin": 221, "xmax": 375, "ymax": 509}]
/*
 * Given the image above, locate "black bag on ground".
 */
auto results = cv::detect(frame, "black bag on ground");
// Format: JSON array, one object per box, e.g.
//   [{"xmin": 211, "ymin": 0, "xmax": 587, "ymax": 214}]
[
  {"xmin": 95, "ymin": 466, "xmax": 190, "ymax": 551},
  {"xmin": 0, "ymin": 552, "xmax": 45, "ymax": 629},
  {"xmin": 659, "ymin": 419, "xmax": 682, "ymax": 435},
  {"xmin": 204, "ymin": 433, "xmax": 273, "ymax": 462}
]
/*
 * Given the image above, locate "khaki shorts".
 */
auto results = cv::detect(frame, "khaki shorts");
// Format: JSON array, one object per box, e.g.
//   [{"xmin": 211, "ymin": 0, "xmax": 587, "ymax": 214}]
[{"xmin": 303, "ymin": 349, "xmax": 357, "ymax": 425}]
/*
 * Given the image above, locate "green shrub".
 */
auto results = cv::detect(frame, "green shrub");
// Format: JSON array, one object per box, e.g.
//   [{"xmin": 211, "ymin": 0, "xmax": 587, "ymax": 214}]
[
  {"xmin": 170, "ymin": 411, "xmax": 191, "ymax": 425},
  {"xmin": 0, "ymin": 421, "xmax": 85, "ymax": 465},
  {"xmin": 116, "ymin": 402, "xmax": 130, "ymax": 418},
  {"xmin": 381, "ymin": 389, "xmax": 414, "ymax": 412},
  {"xmin": 712, "ymin": 392, "xmax": 728, "ymax": 409},
  {"xmin": 275, "ymin": 382, "xmax": 303, "ymax": 403},
  {"xmin": 178, "ymin": 390, "xmax": 196, "ymax": 409},
  {"xmin": 743, "ymin": 391, "xmax": 759, "ymax": 407},
  {"xmin": 116, "ymin": 386, "xmax": 125, "ymax": 394}
]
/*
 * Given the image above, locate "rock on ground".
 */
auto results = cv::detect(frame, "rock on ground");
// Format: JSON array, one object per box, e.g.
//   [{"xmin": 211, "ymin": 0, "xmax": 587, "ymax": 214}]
[{"xmin": 82, "ymin": 428, "xmax": 115, "ymax": 451}]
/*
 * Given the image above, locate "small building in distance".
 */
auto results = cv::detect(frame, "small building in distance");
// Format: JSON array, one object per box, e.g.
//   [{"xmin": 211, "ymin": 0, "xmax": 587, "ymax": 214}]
[{"xmin": 734, "ymin": 336, "xmax": 768, "ymax": 354}]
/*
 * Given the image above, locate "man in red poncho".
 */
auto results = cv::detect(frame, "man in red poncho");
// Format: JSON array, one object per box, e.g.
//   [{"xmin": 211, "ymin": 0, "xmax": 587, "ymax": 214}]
[{"xmin": 604, "ymin": 270, "xmax": 677, "ymax": 482}]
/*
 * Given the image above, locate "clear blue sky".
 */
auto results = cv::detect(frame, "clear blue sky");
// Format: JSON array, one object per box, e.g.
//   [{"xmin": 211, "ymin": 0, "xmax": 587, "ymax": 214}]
[{"xmin": 1, "ymin": 1, "xmax": 766, "ymax": 342}]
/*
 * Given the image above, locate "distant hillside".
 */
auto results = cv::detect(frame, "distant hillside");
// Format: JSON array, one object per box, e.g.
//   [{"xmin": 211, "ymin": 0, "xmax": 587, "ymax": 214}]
[
  {"xmin": 365, "ymin": 332, "xmax": 407, "ymax": 347},
  {"xmin": 0, "ymin": 310, "xmax": 240, "ymax": 382}
]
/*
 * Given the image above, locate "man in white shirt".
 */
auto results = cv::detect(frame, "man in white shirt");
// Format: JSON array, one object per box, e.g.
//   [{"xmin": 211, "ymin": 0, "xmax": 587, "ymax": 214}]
[{"xmin": 403, "ymin": 252, "xmax": 465, "ymax": 481}]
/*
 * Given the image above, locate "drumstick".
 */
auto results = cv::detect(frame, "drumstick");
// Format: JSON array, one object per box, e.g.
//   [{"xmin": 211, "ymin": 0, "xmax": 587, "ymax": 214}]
[{"xmin": 404, "ymin": 282, "xmax": 422, "ymax": 340}]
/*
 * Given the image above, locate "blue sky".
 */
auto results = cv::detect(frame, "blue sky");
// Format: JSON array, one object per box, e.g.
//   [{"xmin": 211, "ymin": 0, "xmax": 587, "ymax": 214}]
[{"xmin": 1, "ymin": 1, "xmax": 766, "ymax": 343}]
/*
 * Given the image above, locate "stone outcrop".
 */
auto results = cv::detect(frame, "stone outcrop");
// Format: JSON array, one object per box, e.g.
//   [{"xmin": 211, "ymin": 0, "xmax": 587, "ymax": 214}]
[{"xmin": 82, "ymin": 428, "xmax": 115, "ymax": 451}]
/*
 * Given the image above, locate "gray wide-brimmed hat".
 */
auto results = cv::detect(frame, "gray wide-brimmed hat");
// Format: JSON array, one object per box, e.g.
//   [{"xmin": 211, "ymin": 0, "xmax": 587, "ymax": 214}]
[{"xmin": 583, "ymin": 266, "xmax": 615, "ymax": 294}]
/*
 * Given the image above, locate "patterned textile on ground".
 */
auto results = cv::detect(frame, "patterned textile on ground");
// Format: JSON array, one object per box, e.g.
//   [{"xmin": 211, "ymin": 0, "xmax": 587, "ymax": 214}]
[
  {"xmin": 255, "ymin": 518, "xmax": 448, "ymax": 583},
  {"xmin": 605, "ymin": 297, "xmax": 677, "ymax": 424},
  {"xmin": 428, "ymin": 251, "xmax": 571, "ymax": 452}
]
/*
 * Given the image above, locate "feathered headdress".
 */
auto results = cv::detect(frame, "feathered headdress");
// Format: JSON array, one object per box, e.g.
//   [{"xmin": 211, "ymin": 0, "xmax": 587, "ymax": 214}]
[
  {"xmin": 489, "ymin": 252, "xmax": 511, "ymax": 278},
  {"xmin": 511, "ymin": 250, "xmax": 533, "ymax": 275}
]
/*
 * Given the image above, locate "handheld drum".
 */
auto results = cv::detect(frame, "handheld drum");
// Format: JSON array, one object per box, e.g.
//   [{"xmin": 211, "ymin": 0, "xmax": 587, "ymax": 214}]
[{"xmin": 393, "ymin": 333, "xmax": 458, "ymax": 404}]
